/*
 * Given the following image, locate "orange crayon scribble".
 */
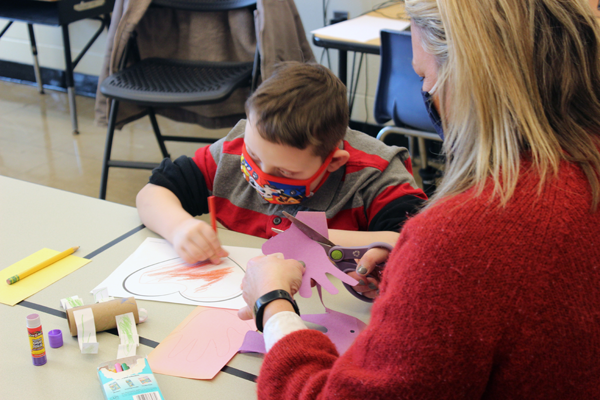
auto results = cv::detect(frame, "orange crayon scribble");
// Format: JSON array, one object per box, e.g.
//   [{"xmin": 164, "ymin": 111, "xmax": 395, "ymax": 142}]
[
  {"xmin": 142, "ymin": 262, "xmax": 234, "ymax": 292},
  {"xmin": 193, "ymin": 268, "xmax": 234, "ymax": 293}
]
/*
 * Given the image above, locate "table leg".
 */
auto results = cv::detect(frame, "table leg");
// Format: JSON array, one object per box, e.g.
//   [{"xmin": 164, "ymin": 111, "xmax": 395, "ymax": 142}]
[
  {"xmin": 100, "ymin": 99, "xmax": 120, "ymax": 200},
  {"xmin": 26, "ymin": 24, "xmax": 44, "ymax": 95},
  {"xmin": 338, "ymin": 49, "xmax": 347, "ymax": 87},
  {"xmin": 61, "ymin": 24, "xmax": 79, "ymax": 135}
]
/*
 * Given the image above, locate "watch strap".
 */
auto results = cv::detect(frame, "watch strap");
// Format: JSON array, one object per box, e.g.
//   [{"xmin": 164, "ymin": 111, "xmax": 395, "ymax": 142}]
[{"xmin": 253, "ymin": 289, "xmax": 300, "ymax": 332}]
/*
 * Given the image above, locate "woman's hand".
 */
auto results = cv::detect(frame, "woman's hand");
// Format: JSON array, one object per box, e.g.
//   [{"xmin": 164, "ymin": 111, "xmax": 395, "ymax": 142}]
[
  {"xmin": 237, "ymin": 254, "xmax": 305, "ymax": 321},
  {"xmin": 347, "ymin": 247, "xmax": 391, "ymax": 300}
]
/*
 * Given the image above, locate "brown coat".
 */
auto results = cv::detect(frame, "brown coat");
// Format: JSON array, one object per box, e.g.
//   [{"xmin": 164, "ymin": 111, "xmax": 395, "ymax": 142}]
[{"xmin": 94, "ymin": 0, "xmax": 314, "ymax": 129}]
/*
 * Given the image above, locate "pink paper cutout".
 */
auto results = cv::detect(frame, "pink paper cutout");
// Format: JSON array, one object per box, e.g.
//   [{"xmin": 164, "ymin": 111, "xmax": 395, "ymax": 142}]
[
  {"xmin": 148, "ymin": 307, "xmax": 256, "ymax": 380},
  {"xmin": 262, "ymin": 211, "xmax": 358, "ymax": 298}
]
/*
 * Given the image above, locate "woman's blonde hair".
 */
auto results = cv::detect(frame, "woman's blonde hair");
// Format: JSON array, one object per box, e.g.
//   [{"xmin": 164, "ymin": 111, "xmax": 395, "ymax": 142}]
[{"xmin": 406, "ymin": 0, "xmax": 600, "ymax": 210}]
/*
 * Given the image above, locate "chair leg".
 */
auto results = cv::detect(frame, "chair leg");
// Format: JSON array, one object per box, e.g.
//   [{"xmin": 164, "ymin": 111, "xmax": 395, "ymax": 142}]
[
  {"xmin": 26, "ymin": 24, "xmax": 44, "ymax": 94},
  {"xmin": 99, "ymin": 100, "xmax": 120, "ymax": 200},
  {"xmin": 419, "ymin": 166, "xmax": 439, "ymax": 197},
  {"xmin": 416, "ymin": 139, "xmax": 441, "ymax": 196},
  {"xmin": 250, "ymin": 47, "xmax": 261, "ymax": 93},
  {"xmin": 376, "ymin": 125, "xmax": 443, "ymax": 194},
  {"xmin": 417, "ymin": 137, "xmax": 428, "ymax": 169},
  {"xmin": 148, "ymin": 109, "xmax": 170, "ymax": 159},
  {"xmin": 61, "ymin": 24, "xmax": 78, "ymax": 134},
  {"xmin": 407, "ymin": 136, "xmax": 414, "ymax": 159}
]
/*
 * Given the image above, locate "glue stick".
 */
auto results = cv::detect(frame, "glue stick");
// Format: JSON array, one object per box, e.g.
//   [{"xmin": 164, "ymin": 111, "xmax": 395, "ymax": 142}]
[{"xmin": 26, "ymin": 314, "xmax": 47, "ymax": 366}]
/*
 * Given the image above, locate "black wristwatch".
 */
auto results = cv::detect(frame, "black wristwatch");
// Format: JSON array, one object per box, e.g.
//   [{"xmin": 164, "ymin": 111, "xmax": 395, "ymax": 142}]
[{"xmin": 253, "ymin": 289, "xmax": 300, "ymax": 332}]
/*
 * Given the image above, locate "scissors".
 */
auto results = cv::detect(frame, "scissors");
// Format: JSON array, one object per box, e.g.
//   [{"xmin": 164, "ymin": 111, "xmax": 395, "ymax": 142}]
[{"xmin": 280, "ymin": 211, "xmax": 393, "ymax": 302}]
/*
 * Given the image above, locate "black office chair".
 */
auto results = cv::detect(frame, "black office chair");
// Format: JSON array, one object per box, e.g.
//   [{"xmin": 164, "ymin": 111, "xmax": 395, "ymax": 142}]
[
  {"xmin": 373, "ymin": 29, "xmax": 443, "ymax": 196},
  {"xmin": 99, "ymin": 0, "xmax": 259, "ymax": 200}
]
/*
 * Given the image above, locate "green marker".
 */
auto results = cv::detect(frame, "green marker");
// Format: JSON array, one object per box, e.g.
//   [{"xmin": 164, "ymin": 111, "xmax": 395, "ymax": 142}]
[{"xmin": 121, "ymin": 363, "xmax": 129, "ymax": 371}]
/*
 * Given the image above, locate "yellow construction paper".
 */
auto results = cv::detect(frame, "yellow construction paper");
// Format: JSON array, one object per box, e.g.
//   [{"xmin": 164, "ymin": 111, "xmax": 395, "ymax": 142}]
[{"xmin": 0, "ymin": 248, "xmax": 91, "ymax": 306}]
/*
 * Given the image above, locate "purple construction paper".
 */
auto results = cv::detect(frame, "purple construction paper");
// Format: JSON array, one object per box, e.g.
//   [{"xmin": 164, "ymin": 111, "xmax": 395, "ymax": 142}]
[
  {"xmin": 293, "ymin": 210, "xmax": 329, "ymax": 237},
  {"xmin": 239, "ymin": 331, "xmax": 266, "ymax": 354},
  {"xmin": 237, "ymin": 287, "xmax": 367, "ymax": 355},
  {"xmin": 262, "ymin": 211, "xmax": 358, "ymax": 298},
  {"xmin": 301, "ymin": 309, "xmax": 366, "ymax": 354}
]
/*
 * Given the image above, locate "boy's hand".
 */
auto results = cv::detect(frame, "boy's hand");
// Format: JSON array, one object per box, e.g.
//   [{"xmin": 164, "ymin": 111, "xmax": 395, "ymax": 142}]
[
  {"xmin": 171, "ymin": 218, "xmax": 229, "ymax": 265},
  {"xmin": 347, "ymin": 247, "xmax": 391, "ymax": 300}
]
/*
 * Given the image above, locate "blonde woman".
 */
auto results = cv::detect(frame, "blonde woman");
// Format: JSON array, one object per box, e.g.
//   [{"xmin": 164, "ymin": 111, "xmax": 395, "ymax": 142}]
[{"xmin": 238, "ymin": 0, "xmax": 600, "ymax": 398}]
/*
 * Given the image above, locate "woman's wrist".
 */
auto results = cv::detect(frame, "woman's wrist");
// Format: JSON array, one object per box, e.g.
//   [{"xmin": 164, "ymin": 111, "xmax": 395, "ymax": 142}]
[
  {"xmin": 253, "ymin": 289, "xmax": 299, "ymax": 332},
  {"xmin": 262, "ymin": 299, "xmax": 296, "ymax": 327}
]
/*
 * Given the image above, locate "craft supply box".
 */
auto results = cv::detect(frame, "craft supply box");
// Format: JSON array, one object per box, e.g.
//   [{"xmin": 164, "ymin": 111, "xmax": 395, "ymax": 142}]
[{"xmin": 97, "ymin": 356, "xmax": 164, "ymax": 400}]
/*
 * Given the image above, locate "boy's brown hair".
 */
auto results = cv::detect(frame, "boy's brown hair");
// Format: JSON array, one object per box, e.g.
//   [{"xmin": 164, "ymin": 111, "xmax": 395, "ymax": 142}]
[{"xmin": 245, "ymin": 62, "xmax": 349, "ymax": 159}]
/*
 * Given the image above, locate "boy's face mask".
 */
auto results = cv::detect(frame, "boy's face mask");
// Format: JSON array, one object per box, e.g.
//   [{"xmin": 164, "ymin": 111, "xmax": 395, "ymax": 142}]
[
  {"xmin": 421, "ymin": 89, "xmax": 444, "ymax": 140},
  {"xmin": 241, "ymin": 143, "xmax": 335, "ymax": 205}
]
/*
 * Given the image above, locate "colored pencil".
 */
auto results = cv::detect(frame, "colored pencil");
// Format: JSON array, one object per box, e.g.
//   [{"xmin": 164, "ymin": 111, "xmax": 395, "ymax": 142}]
[
  {"xmin": 208, "ymin": 195, "xmax": 217, "ymax": 232},
  {"xmin": 6, "ymin": 246, "xmax": 80, "ymax": 285}
]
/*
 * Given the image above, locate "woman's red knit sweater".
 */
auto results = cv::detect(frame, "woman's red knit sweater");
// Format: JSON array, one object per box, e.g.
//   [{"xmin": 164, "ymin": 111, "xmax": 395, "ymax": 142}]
[{"xmin": 257, "ymin": 160, "xmax": 600, "ymax": 399}]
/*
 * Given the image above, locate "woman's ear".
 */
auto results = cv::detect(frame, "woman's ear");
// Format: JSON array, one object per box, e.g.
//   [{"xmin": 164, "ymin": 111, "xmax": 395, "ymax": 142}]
[{"xmin": 326, "ymin": 148, "xmax": 350, "ymax": 173}]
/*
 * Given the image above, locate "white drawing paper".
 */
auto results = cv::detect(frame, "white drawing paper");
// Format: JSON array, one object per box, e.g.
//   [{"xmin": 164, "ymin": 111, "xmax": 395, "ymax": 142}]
[
  {"xmin": 73, "ymin": 307, "xmax": 99, "ymax": 354},
  {"xmin": 60, "ymin": 295, "xmax": 83, "ymax": 310},
  {"xmin": 116, "ymin": 312, "xmax": 139, "ymax": 358},
  {"xmin": 93, "ymin": 238, "xmax": 262, "ymax": 309},
  {"xmin": 92, "ymin": 286, "xmax": 114, "ymax": 303}
]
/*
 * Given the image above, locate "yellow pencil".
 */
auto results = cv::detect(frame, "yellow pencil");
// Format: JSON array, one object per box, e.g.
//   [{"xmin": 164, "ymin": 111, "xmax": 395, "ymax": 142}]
[{"xmin": 6, "ymin": 246, "xmax": 80, "ymax": 285}]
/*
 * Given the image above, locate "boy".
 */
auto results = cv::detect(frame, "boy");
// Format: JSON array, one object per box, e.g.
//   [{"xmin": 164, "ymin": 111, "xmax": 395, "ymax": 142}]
[{"xmin": 137, "ymin": 62, "xmax": 426, "ymax": 265}]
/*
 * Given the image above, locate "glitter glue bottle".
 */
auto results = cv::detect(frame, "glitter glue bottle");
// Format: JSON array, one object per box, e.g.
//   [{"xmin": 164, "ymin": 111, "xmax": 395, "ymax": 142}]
[{"xmin": 26, "ymin": 313, "xmax": 47, "ymax": 366}]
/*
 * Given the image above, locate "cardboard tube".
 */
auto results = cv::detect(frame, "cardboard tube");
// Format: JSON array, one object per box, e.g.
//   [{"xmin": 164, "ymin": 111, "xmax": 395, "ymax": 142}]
[{"xmin": 66, "ymin": 297, "xmax": 140, "ymax": 336}]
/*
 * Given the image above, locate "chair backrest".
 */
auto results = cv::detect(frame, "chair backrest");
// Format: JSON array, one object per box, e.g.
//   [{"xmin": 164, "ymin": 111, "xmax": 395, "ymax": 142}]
[
  {"xmin": 373, "ymin": 29, "xmax": 435, "ymax": 132},
  {"xmin": 152, "ymin": 0, "xmax": 257, "ymax": 12}
]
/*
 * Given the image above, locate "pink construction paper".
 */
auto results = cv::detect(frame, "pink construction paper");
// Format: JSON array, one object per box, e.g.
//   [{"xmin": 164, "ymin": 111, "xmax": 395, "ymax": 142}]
[
  {"xmin": 148, "ymin": 307, "xmax": 256, "ymax": 380},
  {"xmin": 262, "ymin": 211, "xmax": 358, "ymax": 298}
]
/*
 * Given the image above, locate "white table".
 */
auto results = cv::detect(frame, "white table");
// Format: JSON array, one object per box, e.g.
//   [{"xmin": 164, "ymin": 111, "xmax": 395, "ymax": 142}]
[{"xmin": 0, "ymin": 176, "xmax": 372, "ymax": 399}]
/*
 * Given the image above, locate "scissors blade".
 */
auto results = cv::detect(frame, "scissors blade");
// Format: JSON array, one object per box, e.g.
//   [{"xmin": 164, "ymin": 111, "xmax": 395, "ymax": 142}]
[{"xmin": 282, "ymin": 211, "xmax": 337, "ymax": 248}]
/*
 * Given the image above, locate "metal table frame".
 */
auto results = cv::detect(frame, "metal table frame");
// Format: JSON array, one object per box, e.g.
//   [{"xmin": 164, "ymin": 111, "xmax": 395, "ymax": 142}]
[{"xmin": 0, "ymin": 0, "xmax": 114, "ymax": 134}]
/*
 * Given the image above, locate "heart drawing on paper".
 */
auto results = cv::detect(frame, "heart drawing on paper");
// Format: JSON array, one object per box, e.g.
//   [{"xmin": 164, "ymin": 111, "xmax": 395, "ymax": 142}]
[{"xmin": 122, "ymin": 257, "xmax": 245, "ymax": 303}]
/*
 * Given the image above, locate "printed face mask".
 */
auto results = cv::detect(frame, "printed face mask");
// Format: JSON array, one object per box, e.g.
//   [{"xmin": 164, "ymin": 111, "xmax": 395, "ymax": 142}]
[
  {"xmin": 421, "ymin": 89, "xmax": 444, "ymax": 140},
  {"xmin": 240, "ymin": 143, "xmax": 335, "ymax": 205}
]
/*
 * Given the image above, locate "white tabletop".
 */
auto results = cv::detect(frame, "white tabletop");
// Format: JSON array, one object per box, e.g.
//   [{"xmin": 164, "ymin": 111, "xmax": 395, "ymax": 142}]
[{"xmin": 0, "ymin": 176, "xmax": 372, "ymax": 399}]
